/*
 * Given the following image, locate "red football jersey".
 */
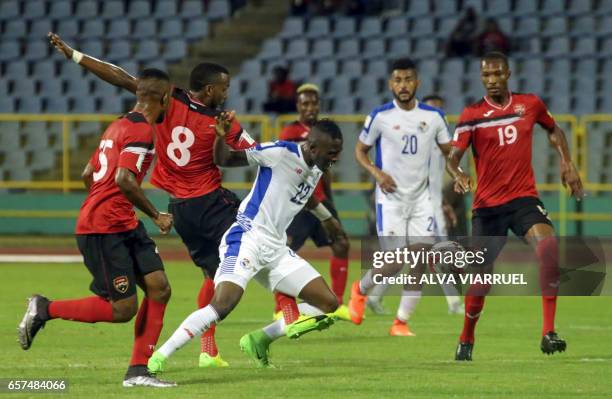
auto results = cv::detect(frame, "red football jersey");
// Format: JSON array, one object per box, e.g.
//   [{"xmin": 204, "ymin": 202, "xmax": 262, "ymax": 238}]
[
  {"xmin": 76, "ymin": 112, "xmax": 155, "ymax": 234},
  {"xmin": 452, "ymin": 92, "xmax": 555, "ymax": 209},
  {"xmin": 279, "ymin": 121, "xmax": 327, "ymax": 202},
  {"xmin": 150, "ymin": 87, "xmax": 255, "ymax": 198}
]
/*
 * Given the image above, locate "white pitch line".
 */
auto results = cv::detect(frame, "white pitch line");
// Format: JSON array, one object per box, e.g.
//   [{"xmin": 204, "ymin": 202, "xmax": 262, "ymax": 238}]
[{"xmin": 0, "ymin": 254, "xmax": 82, "ymax": 263}]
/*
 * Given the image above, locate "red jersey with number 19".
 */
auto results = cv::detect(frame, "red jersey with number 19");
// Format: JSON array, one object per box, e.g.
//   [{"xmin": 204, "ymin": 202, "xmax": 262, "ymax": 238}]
[
  {"xmin": 452, "ymin": 92, "xmax": 555, "ymax": 209},
  {"xmin": 150, "ymin": 87, "xmax": 255, "ymax": 199},
  {"xmin": 76, "ymin": 112, "xmax": 155, "ymax": 234}
]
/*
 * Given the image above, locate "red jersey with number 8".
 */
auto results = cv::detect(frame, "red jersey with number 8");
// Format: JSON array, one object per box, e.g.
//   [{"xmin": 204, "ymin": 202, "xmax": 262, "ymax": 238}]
[
  {"xmin": 150, "ymin": 87, "xmax": 255, "ymax": 198},
  {"xmin": 452, "ymin": 92, "xmax": 556, "ymax": 209},
  {"xmin": 76, "ymin": 112, "xmax": 155, "ymax": 234}
]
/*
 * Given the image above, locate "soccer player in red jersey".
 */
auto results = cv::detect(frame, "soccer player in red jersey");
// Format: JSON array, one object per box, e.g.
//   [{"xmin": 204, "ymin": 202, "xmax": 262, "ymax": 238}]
[
  {"xmin": 48, "ymin": 33, "xmax": 301, "ymax": 367},
  {"xmin": 18, "ymin": 69, "xmax": 176, "ymax": 387},
  {"xmin": 276, "ymin": 83, "xmax": 351, "ymax": 316},
  {"xmin": 447, "ymin": 52, "xmax": 584, "ymax": 361}
]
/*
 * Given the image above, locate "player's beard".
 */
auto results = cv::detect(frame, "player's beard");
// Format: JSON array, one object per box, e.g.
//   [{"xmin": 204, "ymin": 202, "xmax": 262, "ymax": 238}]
[{"xmin": 393, "ymin": 90, "xmax": 415, "ymax": 106}]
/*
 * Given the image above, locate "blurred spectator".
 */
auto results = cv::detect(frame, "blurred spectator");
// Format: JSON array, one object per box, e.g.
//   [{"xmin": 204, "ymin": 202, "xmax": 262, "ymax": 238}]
[
  {"xmin": 445, "ymin": 7, "xmax": 479, "ymax": 57},
  {"xmin": 345, "ymin": 0, "xmax": 366, "ymax": 16},
  {"xmin": 263, "ymin": 66, "xmax": 297, "ymax": 113},
  {"xmin": 476, "ymin": 18, "xmax": 510, "ymax": 55},
  {"xmin": 290, "ymin": 0, "xmax": 310, "ymax": 15}
]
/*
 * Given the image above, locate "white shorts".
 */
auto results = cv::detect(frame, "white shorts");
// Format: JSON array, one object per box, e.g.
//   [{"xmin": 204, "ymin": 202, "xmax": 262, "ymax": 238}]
[
  {"xmin": 214, "ymin": 225, "xmax": 321, "ymax": 297},
  {"xmin": 433, "ymin": 205, "xmax": 448, "ymax": 238},
  {"xmin": 375, "ymin": 191, "xmax": 436, "ymax": 247}
]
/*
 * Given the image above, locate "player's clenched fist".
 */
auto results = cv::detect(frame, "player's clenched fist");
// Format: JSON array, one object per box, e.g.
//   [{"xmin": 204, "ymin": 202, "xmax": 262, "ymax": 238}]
[
  {"xmin": 48, "ymin": 32, "xmax": 73, "ymax": 59},
  {"xmin": 153, "ymin": 212, "xmax": 173, "ymax": 235},
  {"xmin": 374, "ymin": 170, "xmax": 397, "ymax": 194},
  {"xmin": 560, "ymin": 162, "xmax": 584, "ymax": 200},
  {"xmin": 214, "ymin": 111, "xmax": 235, "ymax": 137}
]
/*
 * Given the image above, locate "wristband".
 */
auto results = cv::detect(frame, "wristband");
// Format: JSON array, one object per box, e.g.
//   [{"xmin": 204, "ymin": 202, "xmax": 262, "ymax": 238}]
[
  {"xmin": 310, "ymin": 203, "xmax": 332, "ymax": 221},
  {"xmin": 72, "ymin": 50, "xmax": 83, "ymax": 64}
]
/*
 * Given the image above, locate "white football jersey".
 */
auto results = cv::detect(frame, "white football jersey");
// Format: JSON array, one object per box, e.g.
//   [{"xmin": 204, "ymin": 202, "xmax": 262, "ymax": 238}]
[
  {"xmin": 359, "ymin": 100, "xmax": 450, "ymax": 203},
  {"xmin": 236, "ymin": 141, "xmax": 323, "ymax": 246}
]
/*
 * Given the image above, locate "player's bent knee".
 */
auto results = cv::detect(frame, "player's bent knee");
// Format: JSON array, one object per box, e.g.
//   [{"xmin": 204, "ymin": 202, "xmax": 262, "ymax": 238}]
[
  {"xmin": 111, "ymin": 297, "xmax": 138, "ymax": 322},
  {"xmin": 153, "ymin": 283, "xmax": 171, "ymax": 305},
  {"xmin": 331, "ymin": 236, "xmax": 350, "ymax": 257}
]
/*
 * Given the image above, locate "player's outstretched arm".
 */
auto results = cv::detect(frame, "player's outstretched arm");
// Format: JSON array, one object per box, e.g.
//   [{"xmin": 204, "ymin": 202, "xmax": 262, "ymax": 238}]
[
  {"xmin": 446, "ymin": 147, "xmax": 472, "ymax": 194},
  {"xmin": 48, "ymin": 32, "xmax": 137, "ymax": 93},
  {"xmin": 213, "ymin": 111, "xmax": 249, "ymax": 167},
  {"xmin": 547, "ymin": 124, "xmax": 584, "ymax": 200},
  {"xmin": 115, "ymin": 168, "xmax": 173, "ymax": 234},
  {"xmin": 355, "ymin": 141, "xmax": 397, "ymax": 193},
  {"xmin": 81, "ymin": 163, "xmax": 94, "ymax": 191}
]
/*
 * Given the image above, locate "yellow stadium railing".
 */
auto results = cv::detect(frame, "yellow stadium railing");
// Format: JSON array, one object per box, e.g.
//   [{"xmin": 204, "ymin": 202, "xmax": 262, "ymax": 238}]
[{"xmin": 1, "ymin": 113, "xmax": 611, "ymax": 232}]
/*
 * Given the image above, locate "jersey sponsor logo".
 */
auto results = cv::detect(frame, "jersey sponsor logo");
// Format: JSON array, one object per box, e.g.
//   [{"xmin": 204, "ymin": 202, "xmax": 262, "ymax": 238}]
[
  {"xmin": 113, "ymin": 275, "xmax": 129, "ymax": 294},
  {"xmin": 484, "ymin": 110, "xmax": 494, "ymax": 117},
  {"xmin": 514, "ymin": 104, "xmax": 526, "ymax": 116}
]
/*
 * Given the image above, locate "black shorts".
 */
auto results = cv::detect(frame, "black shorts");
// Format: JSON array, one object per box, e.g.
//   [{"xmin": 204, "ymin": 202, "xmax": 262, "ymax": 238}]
[
  {"xmin": 471, "ymin": 196, "xmax": 553, "ymax": 265},
  {"xmin": 76, "ymin": 221, "xmax": 164, "ymax": 301},
  {"xmin": 168, "ymin": 187, "xmax": 240, "ymax": 276},
  {"xmin": 286, "ymin": 199, "xmax": 340, "ymax": 251}
]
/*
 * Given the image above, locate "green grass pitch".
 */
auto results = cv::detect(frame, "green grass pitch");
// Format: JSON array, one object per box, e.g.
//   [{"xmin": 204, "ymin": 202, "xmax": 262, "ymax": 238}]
[{"xmin": 1, "ymin": 261, "xmax": 611, "ymax": 398}]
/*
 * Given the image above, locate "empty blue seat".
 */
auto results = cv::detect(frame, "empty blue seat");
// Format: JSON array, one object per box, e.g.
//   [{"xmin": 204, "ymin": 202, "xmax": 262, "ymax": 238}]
[
  {"xmin": 598, "ymin": 16, "xmax": 612, "ymax": 37},
  {"xmin": 385, "ymin": 17, "xmax": 408, "ymax": 37},
  {"xmin": 24, "ymin": 41, "xmax": 48, "ymax": 61},
  {"xmin": 98, "ymin": 96, "xmax": 123, "ymax": 114},
  {"xmin": 342, "ymin": 59, "xmax": 363, "ymax": 77},
  {"xmin": 389, "ymin": 38, "xmax": 411, "ymax": 56},
  {"xmin": 92, "ymin": 80, "xmax": 118, "ymax": 97},
  {"xmin": 19, "ymin": 97, "xmax": 42, "ymax": 113},
  {"xmin": 56, "ymin": 20, "xmax": 79, "ymax": 39},
  {"xmin": 541, "ymin": 0, "xmax": 565, "ymax": 15},
  {"xmin": 155, "ymin": 1, "xmax": 178, "ymax": 18},
  {"xmin": 329, "ymin": 76, "xmax": 352, "ymax": 96},
  {"xmin": 240, "ymin": 59, "xmax": 261, "ymax": 78},
  {"xmin": 70, "ymin": 96, "xmax": 96, "ymax": 113},
  {"xmin": 80, "ymin": 40, "xmax": 104, "ymax": 59},
  {"xmin": 75, "ymin": 1, "xmax": 98, "ymax": 19},
  {"xmin": 486, "ymin": 0, "xmax": 511, "ymax": 16},
  {"xmin": 573, "ymin": 37, "xmax": 596, "ymax": 57},
  {"xmin": 362, "ymin": 38, "xmax": 385, "ymax": 59},
  {"xmin": 513, "ymin": 0, "xmax": 538, "ymax": 16},
  {"xmin": 3, "ymin": 20, "xmax": 26, "ymax": 39},
  {"xmin": 28, "ymin": 19, "xmax": 52, "ymax": 39},
  {"xmin": 132, "ymin": 20, "xmax": 157, "ymax": 39},
  {"xmin": 134, "ymin": 40, "xmax": 159, "ymax": 61},
  {"xmin": 30, "ymin": 149, "xmax": 56, "ymax": 172},
  {"xmin": 307, "ymin": 17, "xmax": 331, "ymax": 39},
  {"xmin": 107, "ymin": 40, "xmax": 131, "ymax": 60},
  {"xmin": 359, "ymin": 96, "xmax": 384, "ymax": 114},
  {"xmin": 355, "ymin": 77, "xmax": 380, "ymax": 97},
  {"xmin": 159, "ymin": 19, "xmax": 183, "ymax": 39},
  {"xmin": 181, "ymin": 0, "xmax": 203, "ymax": 18},
  {"xmin": 128, "ymin": 0, "xmax": 151, "ymax": 18},
  {"xmin": 367, "ymin": 59, "xmax": 387, "ymax": 76},
  {"xmin": 568, "ymin": 0, "xmax": 592, "ymax": 15},
  {"xmin": 185, "ymin": 19, "xmax": 209, "ymax": 40},
  {"xmin": 49, "ymin": 0, "xmax": 72, "ymax": 18},
  {"xmin": 545, "ymin": 37, "xmax": 570, "ymax": 56},
  {"xmin": 0, "ymin": 97, "xmax": 15, "ymax": 113},
  {"xmin": 412, "ymin": 38, "xmax": 437, "ymax": 58},
  {"xmin": 0, "ymin": 1, "xmax": 20, "ymax": 21},
  {"xmin": 316, "ymin": 60, "xmax": 338, "ymax": 79},
  {"xmin": 81, "ymin": 20, "xmax": 105, "ymax": 39},
  {"xmin": 334, "ymin": 18, "xmax": 356, "ymax": 39},
  {"xmin": 406, "ymin": 0, "xmax": 430, "ymax": 16},
  {"xmin": 332, "ymin": 98, "xmax": 355, "ymax": 114},
  {"xmin": 101, "ymin": 1, "xmax": 124, "ymax": 19},
  {"xmin": 279, "ymin": 18, "xmax": 304, "ymax": 39},
  {"xmin": 163, "ymin": 39, "xmax": 186, "ymax": 61},
  {"xmin": 39, "ymin": 79, "xmax": 63, "ymax": 97},
  {"xmin": 433, "ymin": 0, "xmax": 456, "ymax": 15},
  {"xmin": 3, "ymin": 150, "xmax": 27, "ymax": 169},
  {"xmin": 32, "ymin": 60, "xmax": 56, "ymax": 79},
  {"xmin": 437, "ymin": 17, "xmax": 456, "ymax": 38},
  {"xmin": 22, "ymin": 0, "xmax": 45, "ymax": 20},
  {"xmin": 514, "ymin": 17, "xmax": 540, "ymax": 38},
  {"xmin": 45, "ymin": 97, "xmax": 69, "ymax": 113},
  {"xmin": 360, "ymin": 18, "xmax": 382, "ymax": 37},
  {"xmin": 290, "ymin": 60, "xmax": 312, "ymax": 81},
  {"xmin": 65, "ymin": 79, "xmax": 89, "ymax": 97},
  {"xmin": 4, "ymin": 60, "xmax": 27, "ymax": 79},
  {"xmin": 258, "ymin": 38, "xmax": 282, "ymax": 60},
  {"xmin": 311, "ymin": 39, "xmax": 334, "ymax": 60},
  {"xmin": 542, "ymin": 17, "xmax": 567, "ymax": 36},
  {"xmin": 285, "ymin": 39, "xmax": 308, "ymax": 60},
  {"xmin": 207, "ymin": 0, "xmax": 231, "ymax": 21},
  {"xmin": 107, "ymin": 20, "xmax": 130, "ymax": 39},
  {"xmin": 411, "ymin": 18, "xmax": 434, "ymax": 37},
  {"xmin": 337, "ymin": 39, "xmax": 359, "ymax": 59}
]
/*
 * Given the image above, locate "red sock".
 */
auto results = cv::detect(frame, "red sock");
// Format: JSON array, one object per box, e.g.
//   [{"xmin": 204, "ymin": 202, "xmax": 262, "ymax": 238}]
[
  {"xmin": 198, "ymin": 278, "xmax": 218, "ymax": 356},
  {"xmin": 330, "ymin": 256, "xmax": 349, "ymax": 304},
  {"xmin": 130, "ymin": 298, "xmax": 167, "ymax": 366},
  {"xmin": 275, "ymin": 292, "xmax": 299, "ymax": 324},
  {"xmin": 537, "ymin": 237, "xmax": 559, "ymax": 335},
  {"xmin": 48, "ymin": 295, "xmax": 113, "ymax": 323},
  {"xmin": 459, "ymin": 283, "xmax": 490, "ymax": 344}
]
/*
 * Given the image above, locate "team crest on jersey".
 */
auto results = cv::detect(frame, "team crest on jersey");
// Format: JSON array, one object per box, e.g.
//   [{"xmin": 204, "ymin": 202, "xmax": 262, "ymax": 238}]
[
  {"xmin": 240, "ymin": 258, "xmax": 255, "ymax": 271},
  {"xmin": 514, "ymin": 104, "xmax": 526, "ymax": 116},
  {"xmin": 418, "ymin": 121, "xmax": 428, "ymax": 132},
  {"xmin": 113, "ymin": 276, "xmax": 129, "ymax": 294},
  {"xmin": 295, "ymin": 168, "xmax": 303, "ymax": 175}
]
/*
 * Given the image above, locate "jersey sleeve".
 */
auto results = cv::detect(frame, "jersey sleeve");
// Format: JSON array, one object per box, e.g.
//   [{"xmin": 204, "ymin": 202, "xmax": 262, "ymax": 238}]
[
  {"xmin": 533, "ymin": 95, "xmax": 556, "ymax": 131},
  {"xmin": 434, "ymin": 112, "xmax": 451, "ymax": 145},
  {"xmin": 245, "ymin": 142, "xmax": 287, "ymax": 167},
  {"xmin": 118, "ymin": 125, "xmax": 154, "ymax": 174},
  {"xmin": 359, "ymin": 111, "xmax": 382, "ymax": 146},
  {"xmin": 226, "ymin": 118, "xmax": 257, "ymax": 150},
  {"xmin": 452, "ymin": 108, "xmax": 473, "ymax": 150}
]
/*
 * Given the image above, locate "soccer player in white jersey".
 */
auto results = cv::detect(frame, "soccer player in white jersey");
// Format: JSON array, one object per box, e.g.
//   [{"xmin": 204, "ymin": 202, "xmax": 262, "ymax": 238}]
[
  {"xmin": 148, "ymin": 116, "xmax": 345, "ymax": 374},
  {"xmin": 348, "ymin": 58, "xmax": 454, "ymax": 336}
]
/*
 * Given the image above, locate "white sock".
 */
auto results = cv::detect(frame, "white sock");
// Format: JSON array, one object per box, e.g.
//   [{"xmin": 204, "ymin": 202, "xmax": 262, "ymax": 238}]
[
  {"xmin": 396, "ymin": 290, "xmax": 422, "ymax": 322},
  {"xmin": 359, "ymin": 269, "xmax": 375, "ymax": 294},
  {"xmin": 158, "ymin": 305, "xmax": 219, "ymax": 358},
  {"xmin": 440, "ymin": 283, "xmax": 462, "ymax": 310},
  {"xmin": 367, "ymin": 283, "xmax": 390, "ymax": 302},
  {"xmin": 262, "ymin": 318, "xmax": 286, "ymax": 341},
  {"xmin": 297, "ymin": 302, "xmax": 324, "ymax": 316}
]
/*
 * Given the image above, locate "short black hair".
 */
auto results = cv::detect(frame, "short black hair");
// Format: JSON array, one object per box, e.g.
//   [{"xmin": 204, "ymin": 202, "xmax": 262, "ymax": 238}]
[
  {"xmin": 422, "ymin": 94, "xmax": 444, "ymax": 103},
  {"xmin": 390, "ymin": 57, "xmax": 417, "ymax": 74},
  {"xmin": 482, "ymin": 51, "xmax": 509, "ymax": 68},
  {"xmin": 311, "ymin": 119, "xmax": 343, "ymax": 141},
  {"xmin": 139, "ymin": 68, "xmax": 170, "ymax": 81},
  {"xmin": 189, "ymin": 62, "xmax": 229, "ymax": 91}
]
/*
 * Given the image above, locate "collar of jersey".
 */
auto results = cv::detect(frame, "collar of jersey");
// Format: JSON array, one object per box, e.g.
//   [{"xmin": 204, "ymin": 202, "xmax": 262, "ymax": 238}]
[{"xmin": 484, "ymin": 91, "xmax": 513, "ymax": 110}]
